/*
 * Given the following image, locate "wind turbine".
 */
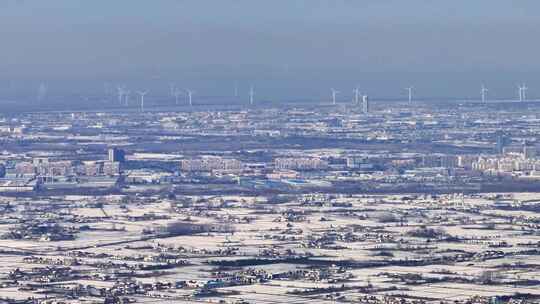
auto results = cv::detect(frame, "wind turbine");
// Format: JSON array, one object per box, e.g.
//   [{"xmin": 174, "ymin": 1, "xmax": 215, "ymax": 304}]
[
  {"xmin": 173, "ymin": 88, "xmax": 182, "ymax": 105},
  {"xmin": 185, "ymin": 89, "xmax": 195, "ymax": 106},
  {"xmin": 522, "ymin": 84, "xmax": 528, "ymax": 101},
  {"xmin": 353, "ymin": 87, "xmax": 361, "ymax": 105},
  {"xmin": 117, "ymin": 86, "xmax": 125, "ymax": 105},
  {"xmin": 405, "ymin": 86, "xmax": 414, "ymax": 104},
  {"xmin": 331, "ymin": 88, "xmax": 340, "ymax": 105},
  {"xmin": 481, "ymin": 85, "xmax": 488, "ymax": 103},
  {"xmin": 104, "ymin": 83, "xmax": 112, "ymax": 100},
  {"xmin": 37, "ymin": 82, "xmax": 48, "ymax": 102},
  {"xmin": 124, "ymin": 89, "xmax": 131, "ymax": 106},
  {"xmin": 518, "ymin": 84, "xmax": 523, "ymax": 102},
  {"xmin": 169, "ymin": 83, "xmax": 176, "ymax": 97},
  {"xmin": 137, "ymin": 90, "xmax": 148, "ymax": 112},
  {"xmin": 249, "ymin": 86, "xmax": 255, "ymax": 105}
]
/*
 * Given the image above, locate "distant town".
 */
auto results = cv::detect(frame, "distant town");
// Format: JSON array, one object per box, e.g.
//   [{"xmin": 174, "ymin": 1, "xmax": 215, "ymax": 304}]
[{"xmin": 0, "ymin": 96, "xmax": 539, "ymax": 304}]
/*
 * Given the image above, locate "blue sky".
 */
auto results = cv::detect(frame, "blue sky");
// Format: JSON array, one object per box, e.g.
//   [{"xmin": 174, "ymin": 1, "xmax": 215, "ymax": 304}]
[{"xmin": 1, "ymin": 0, "xmax": 540, "ymax": 99}]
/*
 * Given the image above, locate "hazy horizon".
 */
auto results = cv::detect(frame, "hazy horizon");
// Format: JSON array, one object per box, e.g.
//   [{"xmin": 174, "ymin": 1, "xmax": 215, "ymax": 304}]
[{"xmin": 1, "ymin": 0, "xmax": 540, "ymax": 101}]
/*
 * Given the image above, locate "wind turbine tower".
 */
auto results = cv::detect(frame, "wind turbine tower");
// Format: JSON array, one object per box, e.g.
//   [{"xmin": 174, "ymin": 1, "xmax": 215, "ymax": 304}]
[
  {"xmin": 137, "ymin": 90, "xmax": 148, "ymax": 112},
  {"xmin": 518, "ymin": 85, "xmax": 523, "ymax": 102},
  {"xmin": 37, "ymin": 83, "xmax": 48, "ymax": 102},
  {"xmin": 406, "ymin": 86, "xmax": 413, "ymax": 104},
  {"xmin": 249, "ymin": 86, "xmax": 255, "ymax": 105},
  {"xmin": 173, "ymin": 88, "xmax": 182, "ymax": 105},
  {"xmin": 124, "ymin": 90, "xmax": 131, "ymax": 106},
  {"xmin": 117, "ymin": 86, "xmax": 125, "ymax": 105},
  {"xmin": 522, "ymin": 84, "xmax": 528, "ymax": 101},
  {"xmin": 481, "ymin": 85, "xmax": 488, "ymax": 103},
  {"xmin": 331, "ymin": 88, "xmax": 340, "ymax": 105},
  {"xmin": 185, "ymin": 89, "xmax": 194, "ymax": 106},
  {"xmin": 169, "ymin": 83, "xmax": 176, "ymax": 97},
  {"xmin": 104, "ymin": 83, "xmax": 112, "ymax": 100}
]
